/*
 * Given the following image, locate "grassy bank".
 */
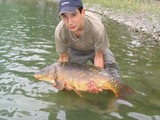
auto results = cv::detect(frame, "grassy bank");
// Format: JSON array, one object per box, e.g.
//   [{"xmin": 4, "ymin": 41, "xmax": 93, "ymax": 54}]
[{"xmin": 83, "ymin": 0, "xmax": 160, "ymax": 15}]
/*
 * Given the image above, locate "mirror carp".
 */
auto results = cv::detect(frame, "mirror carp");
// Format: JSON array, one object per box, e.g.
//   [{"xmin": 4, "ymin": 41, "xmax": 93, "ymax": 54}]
[{"xmin": 34, "ymin": 62, "xmax": 134, "ymax": 99}]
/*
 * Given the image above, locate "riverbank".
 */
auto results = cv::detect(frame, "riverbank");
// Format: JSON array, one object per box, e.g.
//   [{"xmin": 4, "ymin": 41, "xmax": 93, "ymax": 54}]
[
  {"xmin": 48, "ymin": 0, "xmax": 160, "ymax": 41},
  {"xmin": 83, "ymin": 0, "xmax": 160, "ymax": 41}
]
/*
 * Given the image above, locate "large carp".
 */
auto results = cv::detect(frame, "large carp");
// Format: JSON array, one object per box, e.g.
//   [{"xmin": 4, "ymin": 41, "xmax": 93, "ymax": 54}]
[{"xmin": 34, "ymin": 62, "xmax": 134, "ymax": 99}]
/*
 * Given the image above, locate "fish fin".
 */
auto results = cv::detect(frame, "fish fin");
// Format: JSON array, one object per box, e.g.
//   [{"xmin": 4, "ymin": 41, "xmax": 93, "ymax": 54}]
[
  {"xmin": 72, "ymin": 88, "xmax": 83, "ymax": 97},
  {"xmin": 51, "ymin": 79, "xmax": 56, "ymax": 86},
  {"xmin": 117, "ymin": 83, "xmax": 135, "ymax": 99},
  {"xmin": 55, "ymin": 80, "xmax": 64, "ymax": 90}
]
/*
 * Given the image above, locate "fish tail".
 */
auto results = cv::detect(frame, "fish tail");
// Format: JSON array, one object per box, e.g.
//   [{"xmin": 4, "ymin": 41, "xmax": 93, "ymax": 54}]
[{"xmin": 117, "ymin": 83, "xmax": 135, "ymax": 99}]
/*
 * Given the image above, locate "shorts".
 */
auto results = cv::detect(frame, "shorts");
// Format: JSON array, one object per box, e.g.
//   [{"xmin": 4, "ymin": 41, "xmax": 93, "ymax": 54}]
[{"xmin": 68, "ymin": 47, "xmax": 121, "ymax": 81}]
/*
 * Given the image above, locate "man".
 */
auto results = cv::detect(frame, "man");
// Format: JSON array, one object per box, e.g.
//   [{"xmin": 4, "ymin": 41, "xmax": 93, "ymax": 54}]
[{"xmin": 54, "ymin": 0, "xmax": 121, "ymax": 84}]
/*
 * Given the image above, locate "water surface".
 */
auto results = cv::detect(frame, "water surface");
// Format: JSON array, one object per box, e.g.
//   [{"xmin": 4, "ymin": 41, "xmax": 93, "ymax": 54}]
[{"xmin": 0, "ymin": 0, "xmax": 160, "ymax": 120}]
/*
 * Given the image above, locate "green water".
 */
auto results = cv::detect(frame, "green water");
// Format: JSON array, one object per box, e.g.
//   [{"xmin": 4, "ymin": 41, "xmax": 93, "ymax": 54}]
[{"xmin": 0, "ymin": 0, "xmax": 160, "ymax": 120}]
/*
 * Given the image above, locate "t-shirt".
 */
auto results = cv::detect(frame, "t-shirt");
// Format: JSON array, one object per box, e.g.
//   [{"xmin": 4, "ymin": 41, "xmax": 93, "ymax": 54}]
[{"xmin": 54, "ymin": 11, "xmax": 110, "ymax": 54}]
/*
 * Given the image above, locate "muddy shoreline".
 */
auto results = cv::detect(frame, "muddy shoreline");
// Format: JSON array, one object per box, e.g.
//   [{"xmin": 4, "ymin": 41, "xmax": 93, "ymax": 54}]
[{"xmin": 85, "ymin": 4, "xmax": 160, "ymax": 41}]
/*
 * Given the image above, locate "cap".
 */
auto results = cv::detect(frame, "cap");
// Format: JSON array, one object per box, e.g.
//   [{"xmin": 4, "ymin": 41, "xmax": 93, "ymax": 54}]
[{"xmin": 58, "ymin": 0, "xmax": 83, "ymax": 15}]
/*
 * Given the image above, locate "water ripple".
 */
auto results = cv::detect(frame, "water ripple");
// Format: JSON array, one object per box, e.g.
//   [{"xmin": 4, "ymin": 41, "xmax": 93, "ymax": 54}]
[
  {"xmin": 0, "ymin": 94, "xmax": 54, "ymax": 120},
  {"xmin": 6, "ymin": 63, "xmax": 36, "ymax": 73},
  {"xmin": 128, "ymin": 112, "xmax": 155, "ymax": 120}
]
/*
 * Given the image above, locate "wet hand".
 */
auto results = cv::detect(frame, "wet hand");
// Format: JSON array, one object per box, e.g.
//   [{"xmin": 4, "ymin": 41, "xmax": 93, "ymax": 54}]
[{"xmin": 88, "ymin": 81, "xmax": 102, "ymax": 93}]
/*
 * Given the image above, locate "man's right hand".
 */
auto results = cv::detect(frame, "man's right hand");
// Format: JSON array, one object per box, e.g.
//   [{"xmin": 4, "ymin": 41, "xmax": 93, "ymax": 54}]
[{"xmin": 88, "ymin": 81, "xmax": 102, "ymax": 93}]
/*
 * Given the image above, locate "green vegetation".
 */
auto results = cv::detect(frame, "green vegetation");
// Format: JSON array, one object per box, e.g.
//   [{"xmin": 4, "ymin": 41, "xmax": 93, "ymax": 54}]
[{"xmin": 83, "ymin": 0, "xmax": 160, "ymax": 15}]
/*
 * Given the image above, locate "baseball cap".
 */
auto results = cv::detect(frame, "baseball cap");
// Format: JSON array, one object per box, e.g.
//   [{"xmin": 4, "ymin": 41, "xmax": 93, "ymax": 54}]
[{"xmin": 58, "ymin": 0, "xmax": 83, "ymax": 15}]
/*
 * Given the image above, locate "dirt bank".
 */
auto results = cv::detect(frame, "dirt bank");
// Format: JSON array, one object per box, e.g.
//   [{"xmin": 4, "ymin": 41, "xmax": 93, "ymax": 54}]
[{"xmin": 85, "ymin": 4, "xmax": 160, "ymax": 41}]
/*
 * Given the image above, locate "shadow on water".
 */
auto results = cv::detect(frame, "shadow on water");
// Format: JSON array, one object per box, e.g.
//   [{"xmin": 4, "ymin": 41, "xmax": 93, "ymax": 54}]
[
  {"xmin": 0, "ymin": 0, "xmax": 160, "ymax": 120},
  {"xmin": 31, "ymin": 89, "xmax": 131, "ymax": 120}
]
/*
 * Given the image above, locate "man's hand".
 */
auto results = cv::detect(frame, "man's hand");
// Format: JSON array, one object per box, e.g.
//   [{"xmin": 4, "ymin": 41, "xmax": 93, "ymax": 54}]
[
  {"xmin": 59, "ymin": 52, "xmax": 69, "ymax": 62},
  {"xmin": 88, "ymin": 81, "xmax": 102, "ymax": 93}
]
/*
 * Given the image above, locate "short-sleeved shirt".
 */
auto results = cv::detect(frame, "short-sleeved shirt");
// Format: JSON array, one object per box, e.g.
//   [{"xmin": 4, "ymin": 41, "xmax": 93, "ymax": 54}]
[{"xmin": 54, "ymin": 11, "xmax": 110, "ymax": 54}]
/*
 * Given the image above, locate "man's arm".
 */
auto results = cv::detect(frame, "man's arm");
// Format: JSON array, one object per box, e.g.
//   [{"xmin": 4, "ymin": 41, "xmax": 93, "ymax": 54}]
[
  {"xmin": 94, "ymin": 51, "xmax": 104, "ymax": 68},
  {"xmin": 59, "ymin": 52, "xmax": 69, "ymax": 62}
]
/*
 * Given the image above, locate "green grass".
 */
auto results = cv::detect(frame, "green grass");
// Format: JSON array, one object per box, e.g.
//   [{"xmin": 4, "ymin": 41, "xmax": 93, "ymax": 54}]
[{"xmin": 83, "ymin": 0, "xmax": 160, "ymax": 15}]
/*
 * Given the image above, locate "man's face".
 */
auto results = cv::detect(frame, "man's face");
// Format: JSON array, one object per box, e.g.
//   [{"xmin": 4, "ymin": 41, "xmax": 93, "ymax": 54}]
[{"xmin": 60, "ymin": 9, "xmax": 85, "ymax": 32}]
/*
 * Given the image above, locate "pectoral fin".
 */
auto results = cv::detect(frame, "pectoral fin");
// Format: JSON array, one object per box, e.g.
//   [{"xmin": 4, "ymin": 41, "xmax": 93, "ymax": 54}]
[
  {"xmin": 51, "ymin": 79, "xmax": 56, "ymax": 86},
  {"xmin": 55, "ymin": 80, "xmax": 64, "ymax": 90},
  {"xmin": 72, "ymin": 88, "xmax": 83, "ymax": 97}
]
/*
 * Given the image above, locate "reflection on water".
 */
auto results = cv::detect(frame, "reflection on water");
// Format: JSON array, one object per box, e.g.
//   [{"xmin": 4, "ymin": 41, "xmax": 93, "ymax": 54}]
[{"xmin": 0, "ymin": 0, "xmax": 160, "ymax": 120}]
